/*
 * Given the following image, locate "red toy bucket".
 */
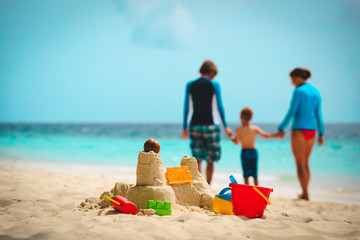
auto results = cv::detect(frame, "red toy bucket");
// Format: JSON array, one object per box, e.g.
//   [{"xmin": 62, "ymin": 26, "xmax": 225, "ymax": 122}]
[{"xmin": 229, "ymin": 183, "xmax": 273, "ymax": 218}]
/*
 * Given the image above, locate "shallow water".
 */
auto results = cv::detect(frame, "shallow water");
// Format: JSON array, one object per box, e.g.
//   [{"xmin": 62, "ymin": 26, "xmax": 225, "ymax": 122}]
[{"xmin": 0, "ymin": 123, "xmax": 359, "ymax": 203}]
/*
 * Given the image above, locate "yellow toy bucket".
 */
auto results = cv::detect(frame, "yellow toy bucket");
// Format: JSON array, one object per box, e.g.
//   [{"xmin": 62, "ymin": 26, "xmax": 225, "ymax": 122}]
[{"xmin": 213, "ymin": 187, "xmax": 233, "ymax": 215}]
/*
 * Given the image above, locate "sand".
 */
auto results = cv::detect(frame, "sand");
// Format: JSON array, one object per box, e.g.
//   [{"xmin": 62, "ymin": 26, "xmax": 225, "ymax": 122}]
[{"xmin": 1, "ymin": 165, "xmax": 360, "ymax": 240}]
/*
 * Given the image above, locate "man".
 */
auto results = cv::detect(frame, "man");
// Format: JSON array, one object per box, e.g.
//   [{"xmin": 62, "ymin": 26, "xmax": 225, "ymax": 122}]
[{"xmin": 182, "ymin": 60, "xmax": 233, "ymax": 185}]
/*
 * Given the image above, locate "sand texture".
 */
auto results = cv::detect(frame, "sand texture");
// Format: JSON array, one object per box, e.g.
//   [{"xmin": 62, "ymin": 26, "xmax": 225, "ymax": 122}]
[{"xmin": 1, "ymin": 166, "xmax": 360, "ymax": 240}]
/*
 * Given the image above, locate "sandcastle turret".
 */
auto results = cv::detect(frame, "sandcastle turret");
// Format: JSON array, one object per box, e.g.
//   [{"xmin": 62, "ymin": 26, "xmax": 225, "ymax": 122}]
[
  {"xmin": 126, "ymin": 139, "xmax": 176, "ymax": 209},
  {"xmin": 170, "ymin": 155, "xmax": 214, "ymax": 210}
]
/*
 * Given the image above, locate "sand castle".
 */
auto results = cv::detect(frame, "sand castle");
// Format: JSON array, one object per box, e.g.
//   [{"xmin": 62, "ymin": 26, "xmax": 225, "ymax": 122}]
[
  {"xmin": 171, "ymin": 155, "xmax": 214, "ymax": 209},
  {"xmin": 110, "ymin": 139, "xmax": 214, "ymax": 210},
  {"xmin": 126, "ymin": 150, "xmax": 176, "ymax": 209}
]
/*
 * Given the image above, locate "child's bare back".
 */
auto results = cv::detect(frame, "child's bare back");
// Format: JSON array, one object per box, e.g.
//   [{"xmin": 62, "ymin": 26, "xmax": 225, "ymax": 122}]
[
  {"xmin": 231, "ymin": 107, "xmax": 282, "ymax": 186},
  {"xmin": 233, "ymin": 125, "xmax": 276, "ymax": 148},
  {"xmin": 235, "ymin": 125, "xmax": 262, "ymax": 149}
]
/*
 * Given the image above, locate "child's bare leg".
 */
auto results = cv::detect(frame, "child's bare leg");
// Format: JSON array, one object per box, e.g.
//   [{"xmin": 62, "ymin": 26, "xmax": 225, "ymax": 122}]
[
  {"xmin": 254, "ymin": 178, "xmax": 258, "ymax": 186},
  {"xmin": 244, "ymin": 177, "xmax": 249, "ymax": 185}
]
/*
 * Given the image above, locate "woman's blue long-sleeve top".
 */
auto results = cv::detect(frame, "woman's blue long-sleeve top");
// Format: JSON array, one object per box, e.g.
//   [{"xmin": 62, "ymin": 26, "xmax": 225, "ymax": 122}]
[{"xmin": 278, "ymin": 83, "xmax": 325, "ymax": 136}]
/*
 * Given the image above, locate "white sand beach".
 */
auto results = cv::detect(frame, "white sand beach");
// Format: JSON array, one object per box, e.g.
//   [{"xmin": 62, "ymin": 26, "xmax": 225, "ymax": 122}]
[{"xmin": 0, "ymin": 163, "xmax": 359, "ymax": 240}]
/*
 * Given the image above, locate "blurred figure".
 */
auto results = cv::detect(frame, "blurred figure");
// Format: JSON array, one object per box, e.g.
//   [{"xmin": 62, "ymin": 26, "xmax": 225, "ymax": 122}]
[
  {"xmin": 182, "ymin": 60, "xmax": 233, "ymax": 185},
  {"xmin": 232, "ymin": 107, "xmax": 283, "ymax": 186},
  {"xmin": 277, "ymin": 68, "xmax": 325, "ymax": 200}
]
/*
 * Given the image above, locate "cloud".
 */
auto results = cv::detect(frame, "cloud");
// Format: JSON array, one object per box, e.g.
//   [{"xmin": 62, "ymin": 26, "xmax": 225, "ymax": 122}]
[{"xmin": 113, "ymin": 0, "xmax": 195, "ymax": 48}]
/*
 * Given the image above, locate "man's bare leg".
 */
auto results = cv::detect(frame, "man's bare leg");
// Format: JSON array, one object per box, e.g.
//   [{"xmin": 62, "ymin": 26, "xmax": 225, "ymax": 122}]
[
  {"xmin": 206, "ymin": 161, "xmax": 214, "ymax": 185},
  {"xmin": 197, "ymin": 160, "xmax": 202, "ymax": 174}
]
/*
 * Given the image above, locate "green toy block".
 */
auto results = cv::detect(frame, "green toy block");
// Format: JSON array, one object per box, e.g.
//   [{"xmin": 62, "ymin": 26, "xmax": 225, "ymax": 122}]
[{"xmin": 146, "ymin": 200, "xmax": 171, "ymax": 216}]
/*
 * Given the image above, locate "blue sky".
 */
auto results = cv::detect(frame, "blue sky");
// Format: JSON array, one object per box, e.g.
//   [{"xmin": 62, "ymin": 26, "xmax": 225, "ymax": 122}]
[{"xmin": 1, "ymin": 0, "xmax": 359, "ymax": 123}]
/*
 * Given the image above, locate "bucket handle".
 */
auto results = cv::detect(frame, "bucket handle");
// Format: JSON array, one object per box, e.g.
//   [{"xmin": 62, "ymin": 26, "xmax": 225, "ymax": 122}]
[
  {"xmin": 218, "ymin": 187, "xmax": 231, "ymax": 195},
  {"xmin": 253, "ymin": 187, "xmax": 272, "ymax": 205}
]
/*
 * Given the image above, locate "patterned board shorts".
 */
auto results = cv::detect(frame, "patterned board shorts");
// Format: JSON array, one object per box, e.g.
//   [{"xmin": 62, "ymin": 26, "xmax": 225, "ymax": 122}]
[
  {"xmin": 189, "ymin": 125, "xmax": 221, "ymax": 163},
  {"xmin": 241, "ymin": 149, "xmax": 258, "ymax": 178}
]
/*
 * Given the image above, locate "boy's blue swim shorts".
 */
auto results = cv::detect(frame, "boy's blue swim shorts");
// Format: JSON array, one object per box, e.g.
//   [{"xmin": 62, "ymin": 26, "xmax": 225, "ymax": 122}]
[
  {"xmin": 189, "ymin": 125, "xmax": 221, "ymax": 163},
  {"xmin": 241, "ymin": 149, "xmax": 258, "ymax": 178}
]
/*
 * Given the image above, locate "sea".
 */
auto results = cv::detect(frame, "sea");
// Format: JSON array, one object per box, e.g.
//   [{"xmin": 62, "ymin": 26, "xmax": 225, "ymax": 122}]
[{"xmin": 0, "ymin": 123, "xmax": 359, "ymax": 204}]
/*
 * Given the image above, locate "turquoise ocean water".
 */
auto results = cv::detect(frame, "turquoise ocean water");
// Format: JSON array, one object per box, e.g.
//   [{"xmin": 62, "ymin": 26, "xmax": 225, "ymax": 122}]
[{"xmin": 1, "ymin": 123, "xmax": 359, "ymax": 203}]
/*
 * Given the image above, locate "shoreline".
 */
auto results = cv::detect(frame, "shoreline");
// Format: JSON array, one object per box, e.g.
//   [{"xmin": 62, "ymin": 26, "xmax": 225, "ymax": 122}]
[{"xmin": 0, "ymin": 158, "xmax": 359, "ymax": 205}]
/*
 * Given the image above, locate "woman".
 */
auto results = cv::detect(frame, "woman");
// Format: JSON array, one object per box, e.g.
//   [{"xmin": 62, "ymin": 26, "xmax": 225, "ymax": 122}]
[{"xmin": 277, "ymin": 68, "xmax": 325, "ymax": 200}]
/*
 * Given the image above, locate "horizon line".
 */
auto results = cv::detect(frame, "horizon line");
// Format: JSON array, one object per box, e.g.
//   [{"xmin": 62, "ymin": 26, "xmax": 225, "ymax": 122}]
[{"xmin": 0, "ymin": 121, "xmax": 359, "ymax": 125}]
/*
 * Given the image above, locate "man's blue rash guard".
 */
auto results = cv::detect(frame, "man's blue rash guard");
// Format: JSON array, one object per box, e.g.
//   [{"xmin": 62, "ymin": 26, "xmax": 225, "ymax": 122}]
[
  {"xmin": 183, "ymin": 77, "xmax": 228, "ymax": 130},
  {"xmin": 278, "ymin": 83, "xmax": 325, "ymax": 136}
]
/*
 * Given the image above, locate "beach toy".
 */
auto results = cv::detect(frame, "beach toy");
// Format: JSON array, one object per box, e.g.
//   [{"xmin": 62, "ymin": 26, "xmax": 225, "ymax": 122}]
[
  {"xmin": 229, "ymin": 183, "xmax": 273, "ymax": 218},
  {"xmin": 165, "ymin": 166, "xmax": 193, "ymax": 185},
  {"xmin": 213, "ymin": 175, "xmax": 238, "ymax": 215},
  {"xmin": 229, "ymin": 175, "xmax": 238, "ymax": 184},
  {"xmin": 144, "ymin": 139, "xmax": 160, "ymax": 153},
  {"xmin": 213, "ymin": 187, "xmax": 234, "ymax": 215},
  {"xmin": 253, "ymin": 186, "xmax": 272, "ymax": 205},
  {"xmin": 104, "ymin": 195, "xmax": 138, "ymax": 215},
  {"xmin": 146, "ymin": 200, "xmax": 171, "ymax": 216}
]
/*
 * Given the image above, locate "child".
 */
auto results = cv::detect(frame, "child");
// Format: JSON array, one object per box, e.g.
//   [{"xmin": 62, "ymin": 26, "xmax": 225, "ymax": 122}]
[{"xmin": 232, "ymin": 107, "xmax": 283, "ymax": 186}]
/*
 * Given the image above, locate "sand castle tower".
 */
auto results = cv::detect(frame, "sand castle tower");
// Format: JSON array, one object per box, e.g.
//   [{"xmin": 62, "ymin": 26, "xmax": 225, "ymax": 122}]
[
  {"xmin": 126, "ymin": 140, "xmax": 176, "ymax": 209},
  {"xmin": 170, "ymin": 155, "xmax": 214, "ymax": 210}
]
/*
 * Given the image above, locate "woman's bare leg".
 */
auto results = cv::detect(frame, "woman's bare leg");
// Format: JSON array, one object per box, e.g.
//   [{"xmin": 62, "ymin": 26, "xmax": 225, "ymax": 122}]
[
  {"xmin": 291, "ymin": 130, "xmax": 315, "ymax": 200},
  {"xmin": 304, "ymin": 136, "xmax": 316, "ymax": 197}
]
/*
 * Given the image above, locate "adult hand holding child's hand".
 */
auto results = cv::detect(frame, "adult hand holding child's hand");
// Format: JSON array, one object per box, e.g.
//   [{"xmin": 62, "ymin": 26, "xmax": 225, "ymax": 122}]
[
  {"xmin": 277, "ymin": 131, "xmax": 285, "ymax": 138},
  {"xmin": 224, "ymin": 127, "xmax": 234, "ymax": 139}
]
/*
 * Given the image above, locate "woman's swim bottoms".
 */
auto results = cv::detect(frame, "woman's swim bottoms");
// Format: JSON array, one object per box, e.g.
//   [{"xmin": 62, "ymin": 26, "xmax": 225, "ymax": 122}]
[
  {"xmin": 241, "ymin": 149, "xmax": 258, "ymax": 178},
  {"xmin": 189, "ymin": 125, "xmax": 221, "ymax": 162},
  {"xmin": 298, "ymin": 129, "xmax": 316, "ymax": 140}
]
